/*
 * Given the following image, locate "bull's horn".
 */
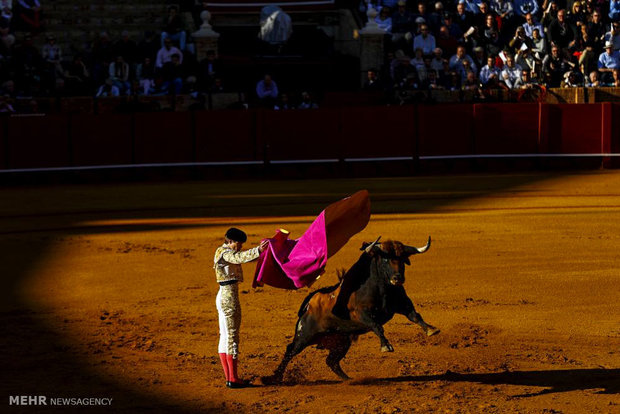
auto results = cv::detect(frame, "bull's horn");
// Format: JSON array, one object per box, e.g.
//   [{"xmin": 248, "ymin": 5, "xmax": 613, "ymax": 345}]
[
  {"xmin": 364, "ymin": 236, "xmax": 382, "ymax": 254},
  {"xmin": 404, "ymin": 236, "xmax": 431, "ymax": 255}
]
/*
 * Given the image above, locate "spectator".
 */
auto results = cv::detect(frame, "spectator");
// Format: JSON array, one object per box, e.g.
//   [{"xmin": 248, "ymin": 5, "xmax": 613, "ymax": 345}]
[
  {"xmin": 514, "ymin": 68, "xmax": 537, "ymax": 88},
  {"xmin": 425, "ymin": 69, "xmax": 444, "ymax": 89},
  {"xmin": 492, "ymin": 0, "xmax": 514, "ymax": 21},
  {"xmin": 516, "ymin": 47, "xmax": 538, "ymax": 74},
  {"xmin": 16, "ymin": 0, "xmax": 42, "ymax": 32},
  {"xmin": 509, "ymin": 26, "xmax": 533, "ymax": 53},
  {"xmin": 472, "ymin": 45, "xmax": 486, "ymax": 69},
  {"xmin": 579, "ymin": 44, "xmax": 599, "ymax": 76},
  {"xmin": 604, "ymin": 22, "xmax": 620, "ymax": 52},
  {"xmin": 455, "ymin": 2, "xmax": 475, "ymax": 34},
  {"xmin": 585, "ymin": 70, "xmax": 600, "ymax": 87},
  {"xmin": 543, "ymin": 43, "xmax": 572, "ymax": 85},
  {"xmin": 567, "ymin": 1, "xmax": 586, "ymax": 26},
  {"xmin": 610, "ymin": 0, "xmax": 620, "ymax": 22},
  {"xmin": 413, "ymin": 24, "xmax": 436, "ymax": 55},
  {"xmin": 375, "ymin": 6, "xmax": 393, "ymax": 32},
  {"xmin": 197, "ymin": 49, "xmax": 220, "ymax": 92},
  {"xmin": 161, "ymin": 5, "xmax": 186, "ymax": 51},
  {"xmin": 501, "ymin": 54, "xmax": 523, "ymax": 87},
  {"xmin": 531, "ymin": 27, "xmax": 547, "ymax": 59},
  {"xmin": 547, "ymin": 9, "xmax": 577, "ymax": 52},
  {"xmin": 274, "ymin": 92, "xmax": 293, "ymax": 110},
  {"xmin": 64, "ymin": 54, "xmax": 91, "ymax": 96},
  {"xmin": 598, "ymin": 41, "xmax": 620, "ymax": 83},
  {"xmin": 462, "ymin": 70, "xmax": 480, "ymax": 91},
  {"xmin": 561, "ymin": 69, "xmax": 581, "ymax": 86},
  {"xmin": 541, "ymin": 0, "xmax": 559, "ymax": 28},
  {"xmin": 298, "ymin": 91, "xmax": 318, "ymax": 109},
  {"xmin": 156, "ymin": 37, "xmax": 183, "ymax": 69},
  {"xmin": 436, "ymin": 24, "xmax": 459, "ymax": 56},
  {"xmin": 608, "ymin": 68, "xmax": 620, "ymax": 87},
  {"xmin": 462, "ymin": 0, "xmax": 483, "ymax": 15},
  {"xmin": 0, "ymin": 5, "xmax": 14, "ymax": 49},
  {"xmin": 415, "ymin": 2, "xmax": 431, "ymax": 24},
  {"xmin": 0, "ymin": 0, "xmax": 12, "ymax": 13},
  {"xmin": 161, "ymin": 53, "xmax": 185, "ymax": 94},
  {"xmin": 480, "ymin": 54, "xmax": 500, "ymax": 83},
  {"xmin": 449, "ymin": 45, "xmax": 478, "ymax": 73},
  {"xmin": 430, "ymin": 47, "xmax": 445, "ymax": 72},
  {"xmin": 0, "ymin": 94, "xmax": 14, "ymax": 112},
  {"xmin": 522, "ymin": 13, "xmax": 543, "ymax": 38},
  {"xmin": 41, "ymin": 34, "xmax": 61, "ymax": 71},
  {"xmin": 587, "ymin": 11, "xmax": 605, "ymax": 47},
  {"xmin": 443, "ymin": 12, "xmax": 464, "ymax": 39},
  {"xmin": 96, "ymin": 78, "xmax": 120, "ymax": 97},
  {"xmin": 108, "ymin": 55, "xmax": 131, "ymax": 95},
  {"xmin": 392, "ymin": 0, "xmax": 414, "ymax": 46},
  {"xmin": 429, "ymin": 2, "xmax": 444, "ymax": 33},
  {"xmin": 255, "ymin": 74, "xmax": 278, "ymax": 107},
  {"xmin": 136, "ymin": 56, "xmax": 156, "ymax": 95},
  {"xmin": 474, "ymin": 3, "xmax": 494, "ymax": 34},
  {"xmin": 364, "ymin": 68, "xmax": 384, "ymax": 91},
  {"xmin": 514, "ymin": 0, "xmax": 539, "ymax": 17},
  {"xmin": 137, "ymin": 31, "xmax": 160, "ymax": 62},
  {"xmin": 114, "ymin": 31, "xmax": 138, "ymax": 65}
]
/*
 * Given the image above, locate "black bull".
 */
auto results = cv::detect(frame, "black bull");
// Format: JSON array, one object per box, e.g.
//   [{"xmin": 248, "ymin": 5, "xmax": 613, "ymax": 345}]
[{"xmin": 263, "ymin": 237, "xmax": 440, "ymax": 384}]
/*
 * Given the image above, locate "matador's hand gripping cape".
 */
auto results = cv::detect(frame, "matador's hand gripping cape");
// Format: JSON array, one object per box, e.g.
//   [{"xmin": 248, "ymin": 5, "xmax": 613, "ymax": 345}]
[{"xmin": 252, "ymin": 190, "xmax": 371, "ymax": 289}]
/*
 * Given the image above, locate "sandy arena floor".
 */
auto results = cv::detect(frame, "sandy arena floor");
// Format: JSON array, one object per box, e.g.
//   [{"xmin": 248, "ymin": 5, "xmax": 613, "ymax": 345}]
[{"xmin": 1, "ymin": 171, "xmax": 619, "ymax": 413}]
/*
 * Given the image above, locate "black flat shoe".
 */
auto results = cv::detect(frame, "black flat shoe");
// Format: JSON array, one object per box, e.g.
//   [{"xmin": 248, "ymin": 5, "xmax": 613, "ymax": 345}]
[{"xmin": 226, "ymin": 380, "xmax": 252, "ymax": 389}]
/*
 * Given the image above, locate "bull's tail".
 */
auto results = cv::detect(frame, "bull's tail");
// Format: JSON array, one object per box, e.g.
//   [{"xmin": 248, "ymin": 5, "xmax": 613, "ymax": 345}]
[{"xmin": 297, "ymin": 278, "xmax": 342, "ymax": 318}]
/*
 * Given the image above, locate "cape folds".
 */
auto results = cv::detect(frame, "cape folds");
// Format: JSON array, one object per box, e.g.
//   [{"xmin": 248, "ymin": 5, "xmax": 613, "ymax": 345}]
[{"xmin": 252, "ymin": 190, "xmax": 371, "ymax": 289}]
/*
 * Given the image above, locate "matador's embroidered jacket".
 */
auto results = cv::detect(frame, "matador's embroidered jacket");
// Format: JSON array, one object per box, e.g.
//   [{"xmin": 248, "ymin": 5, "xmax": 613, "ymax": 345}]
[{"xmin": 213, "ymin": 244, "xmax": 261, "ymax": 283}]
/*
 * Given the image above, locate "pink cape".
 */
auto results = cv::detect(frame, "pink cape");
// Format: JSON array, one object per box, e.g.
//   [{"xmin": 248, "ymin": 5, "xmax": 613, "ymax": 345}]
[{"xmin": 252, "ymin": 190, "xmax": 371, "ymax": 289}]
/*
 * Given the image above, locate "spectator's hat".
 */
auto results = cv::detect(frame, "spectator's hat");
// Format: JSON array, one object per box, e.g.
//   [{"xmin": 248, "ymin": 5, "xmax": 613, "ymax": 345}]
[
  {"xmin": 46, "ymin": 34, "xmax": 55, "ymax": 41},
  {"xmin": 443, "ymin": 12, "xmax": 453, "ymax": 20},
  {"xmin": 435, "ymin": 2, "xmax": 444, "ymax": 9},
  {"xmin": 397, "ymin": 0, "xmax": 406, "ymax": 6},
  {"xmin": 604, "ymin": 41, "xmax": 613, "ymax": 49},
  {"xmin": 473, "ymin": 46, "xmax": 484, "ymax": 53},
  {"xmin": 415, "ymin": 16, "xmax": 426, "ymax": 24},
  {"xmin": 225, "ymin": 228, "xmax": 247, "ymax": 243}
]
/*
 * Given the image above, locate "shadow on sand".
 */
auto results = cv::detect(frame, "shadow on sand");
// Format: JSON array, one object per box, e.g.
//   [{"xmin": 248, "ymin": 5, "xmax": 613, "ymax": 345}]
[{"xmin": 352, "ymin": 368, "xmax": 620, "ymax": 397}]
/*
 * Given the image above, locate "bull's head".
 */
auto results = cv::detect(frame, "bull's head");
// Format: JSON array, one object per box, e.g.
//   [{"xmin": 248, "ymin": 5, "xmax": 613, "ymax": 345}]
[{"xmin": 361, "ymin": 236, "xmax": 431, "ymax": 286}]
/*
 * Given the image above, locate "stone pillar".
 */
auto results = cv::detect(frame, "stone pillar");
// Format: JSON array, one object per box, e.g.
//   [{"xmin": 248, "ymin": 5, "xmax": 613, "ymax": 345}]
[
  {"xmin": 358, "ymin": 7, "xmax": 386, "ymax": 87},
  {"xmin": 191, "ymin": 10, "xmax": 220, "ymax": 61}
]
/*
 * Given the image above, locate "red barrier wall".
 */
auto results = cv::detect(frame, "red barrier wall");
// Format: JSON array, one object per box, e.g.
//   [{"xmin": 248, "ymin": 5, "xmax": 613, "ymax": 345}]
[
  {"xmin": 473, "ymin": 104, "xmax": 539, "ymax": 154},
  {"xmin": 418, "ymin": 105, "xmax": 474, "ymax": 156},
  {"xmin": 133, "ymin": 112, "xmax": 193, "ymax": 164},
  {"xmin": 71, "ymin": 114, "xmax": 133, "ymax": 166},
  {"xmin": 261, "ymin": 109, "xmax": 341, "ymax": 161},
  {"xmin": 7, "ymin": 115, "xmax": 70, "ymax": 169},
  {"xmin": 340, "ymin": 106, "xmax": 416, "ymax": 159},
  {"xmin": 0, "ymin": 117, "xmax": 6, "ymax": 169},
  {"xmin": 194, "ymin": 110, "xmax": 258, "ymax": 162},
  {"xmin": 2, "ymin": 104, "xmax": 617, "ymax": 171},
  {"xmin": 547, "ymin": 104, "xmax": 603, "ymax": 154}
]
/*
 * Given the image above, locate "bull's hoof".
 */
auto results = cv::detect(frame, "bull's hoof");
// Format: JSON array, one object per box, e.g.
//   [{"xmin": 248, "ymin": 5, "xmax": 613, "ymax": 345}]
[
  {"xmin": 381, "ymin": 344, "xmax": 394, "ymax": 352},
  {"xmin": 260, "ymin": 375, "xmax": 282, "ymax": 385},
  {"xmin": 425, "ymin": 325, "xmax": 440, "ymax": 337}
]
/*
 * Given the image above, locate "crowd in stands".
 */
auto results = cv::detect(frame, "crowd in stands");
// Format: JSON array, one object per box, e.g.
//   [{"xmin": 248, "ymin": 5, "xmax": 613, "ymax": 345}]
[
  {"xmin": 363, "ymin": 0, "xmax": 620, "ymax": 101},
  {"xmin": 0, "ymin": 2, "xmax": 244, "ymax": 112},
  {"xmin": 1, "ymin": 0, "xmax": 620, "ymax": 112}
]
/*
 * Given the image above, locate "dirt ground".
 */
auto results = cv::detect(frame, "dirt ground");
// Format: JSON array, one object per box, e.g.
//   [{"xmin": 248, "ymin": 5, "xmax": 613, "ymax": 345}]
[{"xmin": 1, "ymin": 171, "xmax": 619, "ymax": 413}]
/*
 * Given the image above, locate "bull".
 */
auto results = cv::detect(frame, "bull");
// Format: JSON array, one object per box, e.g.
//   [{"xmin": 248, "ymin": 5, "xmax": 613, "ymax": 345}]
[{"xmin": 263, "ymin": 237, "xmax": 440, "ymax": 383}]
